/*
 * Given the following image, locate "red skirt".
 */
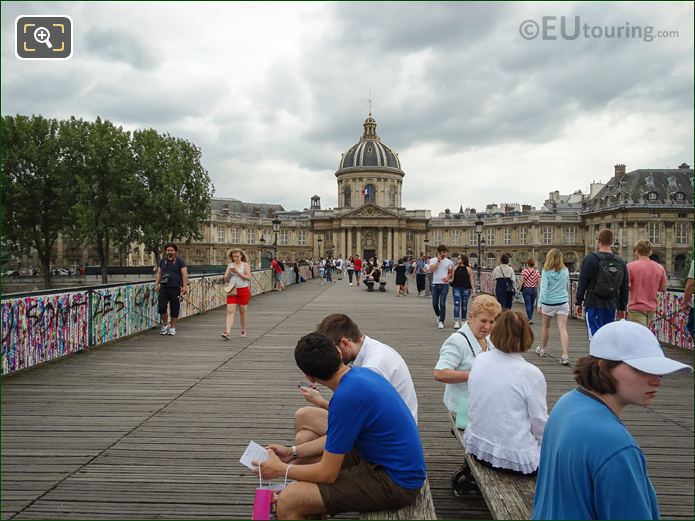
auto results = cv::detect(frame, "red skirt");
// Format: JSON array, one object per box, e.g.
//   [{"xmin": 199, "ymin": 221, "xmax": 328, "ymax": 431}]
[{"xmin": 227, "ymin": 286, "xmax": 251, "ymax": 305}]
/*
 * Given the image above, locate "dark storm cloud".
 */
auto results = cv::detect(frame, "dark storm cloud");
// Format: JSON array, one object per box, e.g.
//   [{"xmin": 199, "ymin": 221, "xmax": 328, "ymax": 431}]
[{"xmin": 84, "ymin": 26, "xmax": 163, "ymax": 71}]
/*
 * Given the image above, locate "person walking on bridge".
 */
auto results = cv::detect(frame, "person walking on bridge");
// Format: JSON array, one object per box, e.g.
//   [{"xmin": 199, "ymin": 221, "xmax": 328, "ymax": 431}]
[{"xmin": 155, "ymin": 243, "xmax": 188, "ymax": 336}]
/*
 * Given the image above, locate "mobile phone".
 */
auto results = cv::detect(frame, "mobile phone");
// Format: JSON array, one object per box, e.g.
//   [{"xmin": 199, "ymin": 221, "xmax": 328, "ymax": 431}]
[{"xmin": 297, "ymin": 381, "xmax": 314, "ymax": 389}]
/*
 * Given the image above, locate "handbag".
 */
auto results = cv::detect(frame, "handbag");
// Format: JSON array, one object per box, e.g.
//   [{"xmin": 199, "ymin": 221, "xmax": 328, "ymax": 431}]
[
  {"xmin": 252, "ymin": 465, "xmax": 292, "ymax": 520},
  {"xmin": 455, "ymin": 331, "xmax": 478, "ymax": 429},
  {"xmin": 501, "ymin": 266, "xmax": 515, "ymax": 294}
]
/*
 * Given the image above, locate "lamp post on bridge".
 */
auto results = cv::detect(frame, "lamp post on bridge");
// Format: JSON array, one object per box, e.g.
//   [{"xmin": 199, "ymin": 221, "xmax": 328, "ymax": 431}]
[
  {"xmin": 475, "ymin": 219, "xmax": 484, "ymax": 291},
  {"xmin": 272, "ymin": 218, "xmax": 281, "ymax": 261}
]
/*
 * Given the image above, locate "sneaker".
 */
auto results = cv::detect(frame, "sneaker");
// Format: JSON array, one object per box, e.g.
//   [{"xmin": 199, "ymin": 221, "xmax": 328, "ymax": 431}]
[
  {"xmin": 349, "ymin": 283, "xmax": 353, "ymax": 286},
  {"xmin": 438, "ymin": 322, "xmax": 444, "ymax": 329},
  {"xmin": 221, "ymin": 332, "xmax": 230, "ymax": 340},
  {"xmin": 528, "ymin": 320, "xmax": 533, "ymax": 325},
  {"xmin": 535, "ymin": 346, "xmax": 547, "ymax": 357},
  {"xmin": 167, "ymin": 327, "xmax": 176, "ymax": 336},
  {"xmin": 561, "ymin": 356, "xmax": 570, "ymax": 366},
  {"xmin": 160, "ymin": 325, "xmax": 169, "ymax": 335},
  {"xmin": 240, "ymin": 330, "xmax": 247, "ymax": 338},
  {"xmin": 454, "ymin": 321, "xmax": 461, "ymax": 329}
]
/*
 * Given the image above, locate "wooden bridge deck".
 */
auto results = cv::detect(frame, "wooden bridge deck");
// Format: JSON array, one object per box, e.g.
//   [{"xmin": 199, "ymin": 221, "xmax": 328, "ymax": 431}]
[{"xmin": 2, "ymin": 276, "xmax": 693, "ymax": 519}]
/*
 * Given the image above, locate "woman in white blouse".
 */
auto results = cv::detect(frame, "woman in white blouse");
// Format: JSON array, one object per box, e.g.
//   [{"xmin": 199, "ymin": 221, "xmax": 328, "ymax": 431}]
[
  {"xmin": 434, "ymin": 294, "xmax": 502, "ymax": 419},
  {"xmin": 464, "ymin": 310, "xmax": 548, "ymax": 475}
]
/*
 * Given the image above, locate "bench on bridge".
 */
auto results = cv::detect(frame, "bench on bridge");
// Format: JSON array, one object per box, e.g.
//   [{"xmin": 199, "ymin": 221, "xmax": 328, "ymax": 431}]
[
  {"xmin": 448, "ymin": 413, "xmax": 536, "ymax": 520},
  {"xmin": 361, "ymin": 477, "xmax": 436, "ymax": 520},
  {"xmin": 365, "ymin": 280, "xmax": 387, "ymax": 292}
]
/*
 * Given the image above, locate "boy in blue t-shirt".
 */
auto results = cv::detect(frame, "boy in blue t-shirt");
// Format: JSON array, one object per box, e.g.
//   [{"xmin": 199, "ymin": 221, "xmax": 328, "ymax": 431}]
[{"xmin": 255, "ymin": 332, "xmax": 426, "ymax": 519}]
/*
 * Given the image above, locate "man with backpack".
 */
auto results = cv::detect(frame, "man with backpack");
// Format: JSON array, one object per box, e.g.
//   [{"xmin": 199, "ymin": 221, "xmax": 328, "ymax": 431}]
[
  {"xmin": 271, "ymin": 256, "xmax": 285, "ymax": 291},
  {"xmin": 575, "ymin": 228, "xmax": 629, "ymax": 338}
]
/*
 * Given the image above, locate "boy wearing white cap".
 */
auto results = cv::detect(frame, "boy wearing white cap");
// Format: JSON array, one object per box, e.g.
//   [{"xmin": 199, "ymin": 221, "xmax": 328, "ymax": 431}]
[{"xmin": 532, "ymin": 320, "xmax": 692, "ymax": 520}]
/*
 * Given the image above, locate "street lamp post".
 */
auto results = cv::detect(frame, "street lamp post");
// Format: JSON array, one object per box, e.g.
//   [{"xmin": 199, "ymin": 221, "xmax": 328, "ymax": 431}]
[
  {"xmin": 424, "ymin": 238, "xmax": 429, "ymax": 256},
  {"xmin": 475, "ymin": 219, "xmax": 484, "ymax": 290},
  {"xmin": 272, "ymin": 218, "xmax": 281, "ymax": 260},
  {"xmin": 318, "ymin": 237, "xmax": 323, "ymax": 257}
]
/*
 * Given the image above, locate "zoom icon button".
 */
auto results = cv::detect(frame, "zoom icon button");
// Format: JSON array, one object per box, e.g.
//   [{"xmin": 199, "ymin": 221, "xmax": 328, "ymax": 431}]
[{"xmin": 16, "ymin": 15, "xmax": 72, "ymax": 60}]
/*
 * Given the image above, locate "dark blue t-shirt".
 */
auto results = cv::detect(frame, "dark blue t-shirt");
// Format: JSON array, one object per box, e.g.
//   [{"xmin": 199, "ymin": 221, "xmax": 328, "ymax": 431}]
[
  {"xmin": 160, "ymin": 256, "xmax": 187, "ymax": 288},
  {"xmin": 325, "ymin": 366, "xmax": 426, "ymax": 490}
]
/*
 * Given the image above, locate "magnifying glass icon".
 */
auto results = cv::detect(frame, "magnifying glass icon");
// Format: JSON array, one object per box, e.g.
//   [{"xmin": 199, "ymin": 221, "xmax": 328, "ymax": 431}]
[{"xmin": 33, "ymin": 26, "xmax": 53, "ymax": 49}]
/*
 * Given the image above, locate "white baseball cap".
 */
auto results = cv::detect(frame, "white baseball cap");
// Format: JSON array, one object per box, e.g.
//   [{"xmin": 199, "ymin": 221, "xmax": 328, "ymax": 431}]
[{"xmin": 590, "ymin": 320, "xmax": 693, "ymax": 376}]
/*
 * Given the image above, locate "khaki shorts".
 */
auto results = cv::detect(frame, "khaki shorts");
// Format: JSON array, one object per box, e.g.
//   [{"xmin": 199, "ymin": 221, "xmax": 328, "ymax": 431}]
[
  {"xmin": 317, "ymin": 451, "xmax": 419, "ymax": 515},
  {"xmin": 628, "ymin": 310, "xmax": 655, "ymax": 327}
]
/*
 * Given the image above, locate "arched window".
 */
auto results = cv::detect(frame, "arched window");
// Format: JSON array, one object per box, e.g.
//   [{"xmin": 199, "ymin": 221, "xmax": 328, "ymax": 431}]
[
  {"xmin": 343, "ymin": 186, "xmax": 351, "ymax": 208},
  {"xmin": 486, "ymin": 253, "xmax": 496, "ymax": 269},
  {"xmin": 363, "ymin": 184, "xmax": 376, "ymax": 204}
]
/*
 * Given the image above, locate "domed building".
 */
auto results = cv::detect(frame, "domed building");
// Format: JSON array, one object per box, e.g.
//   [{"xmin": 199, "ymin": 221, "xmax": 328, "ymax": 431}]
[{"xmin": 310, "ymin": 113, "xmax": 430, "ymax": 261}]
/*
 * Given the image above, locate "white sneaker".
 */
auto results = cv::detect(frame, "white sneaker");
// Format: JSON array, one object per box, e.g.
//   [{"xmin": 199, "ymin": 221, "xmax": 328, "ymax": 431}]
[
  {"xmin": 454, "ymin": 321, "xmax": 461, "ymax": 329},
  {"xmin": 535, "ymin": 346, "xmax": 547, "ymax": 357},
  {"xmin": 437, "ymin": 321, "xmax": 444, "ymax": 329},
  {"xmin": 160, "ymin": 325, "xmax": 169, "ymax": 335},
  {"xmin": 349, "ymin": 283, "xmax": 353, "ymax": 286},
  {"xmin": 167, "ymin": 327, "xmax": 176, "ymax": 336}
]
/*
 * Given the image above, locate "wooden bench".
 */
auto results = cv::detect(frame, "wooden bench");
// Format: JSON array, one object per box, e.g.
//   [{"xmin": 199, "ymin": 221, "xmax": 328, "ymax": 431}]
[
  {"xmin": 448, "ymin": 413, "xmax": 536, "ymax": 520},
  {"xmin": 361, "ymin": 477, "xmax": 437, "ymax": 520}
]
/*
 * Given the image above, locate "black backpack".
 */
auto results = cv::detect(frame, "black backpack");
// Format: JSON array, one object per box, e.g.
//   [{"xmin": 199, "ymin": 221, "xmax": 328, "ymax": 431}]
[
  {"xmin": 277, "ymin": 260, "xmax": 285, "ymax": 271},
  {"xmin": 591, "ymin": 252, "xmax": 624, "ymax": 298}
]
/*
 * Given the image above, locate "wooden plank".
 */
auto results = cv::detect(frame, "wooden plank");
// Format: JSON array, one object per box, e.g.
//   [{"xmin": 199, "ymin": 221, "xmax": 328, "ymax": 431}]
[
  {"xmin": 2, "ymin": 275, "xmax": 692, "ymax": 520},
  {"xmin": 361, "ymin": 478, "xmax": 436, "ymax": 520}
]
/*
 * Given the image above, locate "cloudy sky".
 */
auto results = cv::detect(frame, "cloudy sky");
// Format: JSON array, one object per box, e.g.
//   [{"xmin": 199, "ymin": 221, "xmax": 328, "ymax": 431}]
[{"xmin": 3, "ymin": 1, "xmax": 693, "ymax": 214}]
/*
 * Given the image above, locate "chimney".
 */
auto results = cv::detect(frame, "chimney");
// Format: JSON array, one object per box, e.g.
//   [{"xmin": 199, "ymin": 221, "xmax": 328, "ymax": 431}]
[{"xmin": 614, "ymin": 164, "xmax": 626, "ymax": 180}]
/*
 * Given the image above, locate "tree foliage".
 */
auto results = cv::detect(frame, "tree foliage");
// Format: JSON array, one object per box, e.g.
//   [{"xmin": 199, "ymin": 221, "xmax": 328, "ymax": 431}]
[
  {"xmin": 2, "ymin": 115, "xmax": 72, "ymax": 287},
  {"xmin": 2, "ymin": 115, "xmax": 215, "ymax": 286},
  {"xmin": 132, "ymin": 130, "xmax": 213, "ymax": 265},
  {"xmin": 61, "ymin": 117, "xmax": 140, "ymax": 283}
]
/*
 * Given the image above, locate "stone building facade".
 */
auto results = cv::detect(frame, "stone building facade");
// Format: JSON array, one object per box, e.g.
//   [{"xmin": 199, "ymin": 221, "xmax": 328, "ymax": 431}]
[{"xmin": 18, "ymin": 115, "xmax": 693, "ymax": 279}]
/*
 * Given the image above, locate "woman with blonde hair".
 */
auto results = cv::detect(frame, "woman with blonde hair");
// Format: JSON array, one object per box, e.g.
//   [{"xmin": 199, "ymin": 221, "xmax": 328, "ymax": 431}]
[
  {"xmin": 434, "ymin": 294, "xmax": 502, "ymax": 426},
  {"xmin": 535, "ymin": 248, "xmax": 571, "ymax": 365},
  {"xmin": 222, "ymin": 248, "xmax": 251, "ymax": 339}
]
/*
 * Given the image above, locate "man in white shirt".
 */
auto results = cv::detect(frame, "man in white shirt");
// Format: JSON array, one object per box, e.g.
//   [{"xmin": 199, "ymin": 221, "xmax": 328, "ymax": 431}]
[
  {"xmin": 428, "ymin": 244, "xmax": 454, "ymax": 328},
  {"xmin": 281, "ymin": 313, "xmax": 419, "ymax": 464}
]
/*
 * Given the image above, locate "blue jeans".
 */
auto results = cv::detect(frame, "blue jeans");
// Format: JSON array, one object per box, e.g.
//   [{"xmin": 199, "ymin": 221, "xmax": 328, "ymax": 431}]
[
  {"xmin": 326, "ymin": 268, "xmax": 332, "ymax": 282},
  {"xmin": 432, "ymin": 284, "xmax": 449, "ymax": 324},
  {"xmin": 452, "ymin": 287, "xmax": 472, "ymax": 321},
  {"xmin": 522, "ymin": 287, "xmax": 537, "ymax": 321}
]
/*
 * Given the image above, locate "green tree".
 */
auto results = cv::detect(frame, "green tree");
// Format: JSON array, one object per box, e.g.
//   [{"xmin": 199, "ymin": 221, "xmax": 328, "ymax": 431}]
[
  {"xmin": 62, "ymin": 117, "xmax": 140, "ymax": 283},
  {"xmin": 2, "ymin": 115, "xmax": 71, "ymax": 287},
  {"xmin": 132, "ymin": 130, "xmax": 214, "ymax": 265}
]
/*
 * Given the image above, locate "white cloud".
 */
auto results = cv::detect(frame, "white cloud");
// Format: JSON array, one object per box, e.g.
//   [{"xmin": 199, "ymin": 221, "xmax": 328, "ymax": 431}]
[{"xmin": 2, "ymin": 1, "xmax": 693, "ymax": 214}]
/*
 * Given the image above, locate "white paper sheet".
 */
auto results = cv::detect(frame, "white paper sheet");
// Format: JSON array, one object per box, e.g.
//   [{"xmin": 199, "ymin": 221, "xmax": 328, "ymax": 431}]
[{"xmin": 240, "ymin": 440, "xmax": 268, "ymax": 469}]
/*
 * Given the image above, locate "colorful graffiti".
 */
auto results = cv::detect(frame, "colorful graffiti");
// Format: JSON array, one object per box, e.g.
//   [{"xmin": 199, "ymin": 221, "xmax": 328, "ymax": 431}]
[
  {"xmin": 1, "ymin": 291, "xmax": 89, "ymax": 375},
  {"xmin": 1, "ymin": 267, "xmax": 316, "ymax": 376}
]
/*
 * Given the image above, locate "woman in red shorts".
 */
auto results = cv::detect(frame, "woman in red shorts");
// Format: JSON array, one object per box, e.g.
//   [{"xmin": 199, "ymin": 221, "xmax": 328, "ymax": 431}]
[{"xmin": 222, "ymin": 248, "xmax": 251, "ymax": 339}]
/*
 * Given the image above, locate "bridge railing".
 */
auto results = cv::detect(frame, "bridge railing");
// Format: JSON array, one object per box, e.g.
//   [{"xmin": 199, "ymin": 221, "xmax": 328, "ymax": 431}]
[
  {"xmin": 1, "ymin": 266, "xmax": 315, "ymax": 376},
  {"xmin": 478, "ymin": 270, "xmax": 692, "ymax": 350}
]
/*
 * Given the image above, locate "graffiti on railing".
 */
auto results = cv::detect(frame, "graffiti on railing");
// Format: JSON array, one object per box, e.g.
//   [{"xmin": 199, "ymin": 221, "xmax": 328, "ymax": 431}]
[
  {"xmin": 1, "ymin": 266, "xmax": 316, "ymax": 376},
  {"xmin": 1, "ymin": 291, "xmax": 89, "ymax": 375}
]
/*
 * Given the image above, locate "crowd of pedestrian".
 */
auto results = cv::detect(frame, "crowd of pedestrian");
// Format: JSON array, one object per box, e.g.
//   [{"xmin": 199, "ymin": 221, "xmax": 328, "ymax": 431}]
[{"xmin": 147, "ymin": 232, "xmax": 693, "ymax": 520}]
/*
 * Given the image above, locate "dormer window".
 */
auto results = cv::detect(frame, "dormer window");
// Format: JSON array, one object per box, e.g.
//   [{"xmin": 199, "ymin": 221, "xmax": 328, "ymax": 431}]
[
  {"xmin": 647, "ymin": 192, "xmax": 658, "ymax": 201},
  {"xmin": 674, "ymin": 192, "xmax": 685, "ymax": 201}
]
